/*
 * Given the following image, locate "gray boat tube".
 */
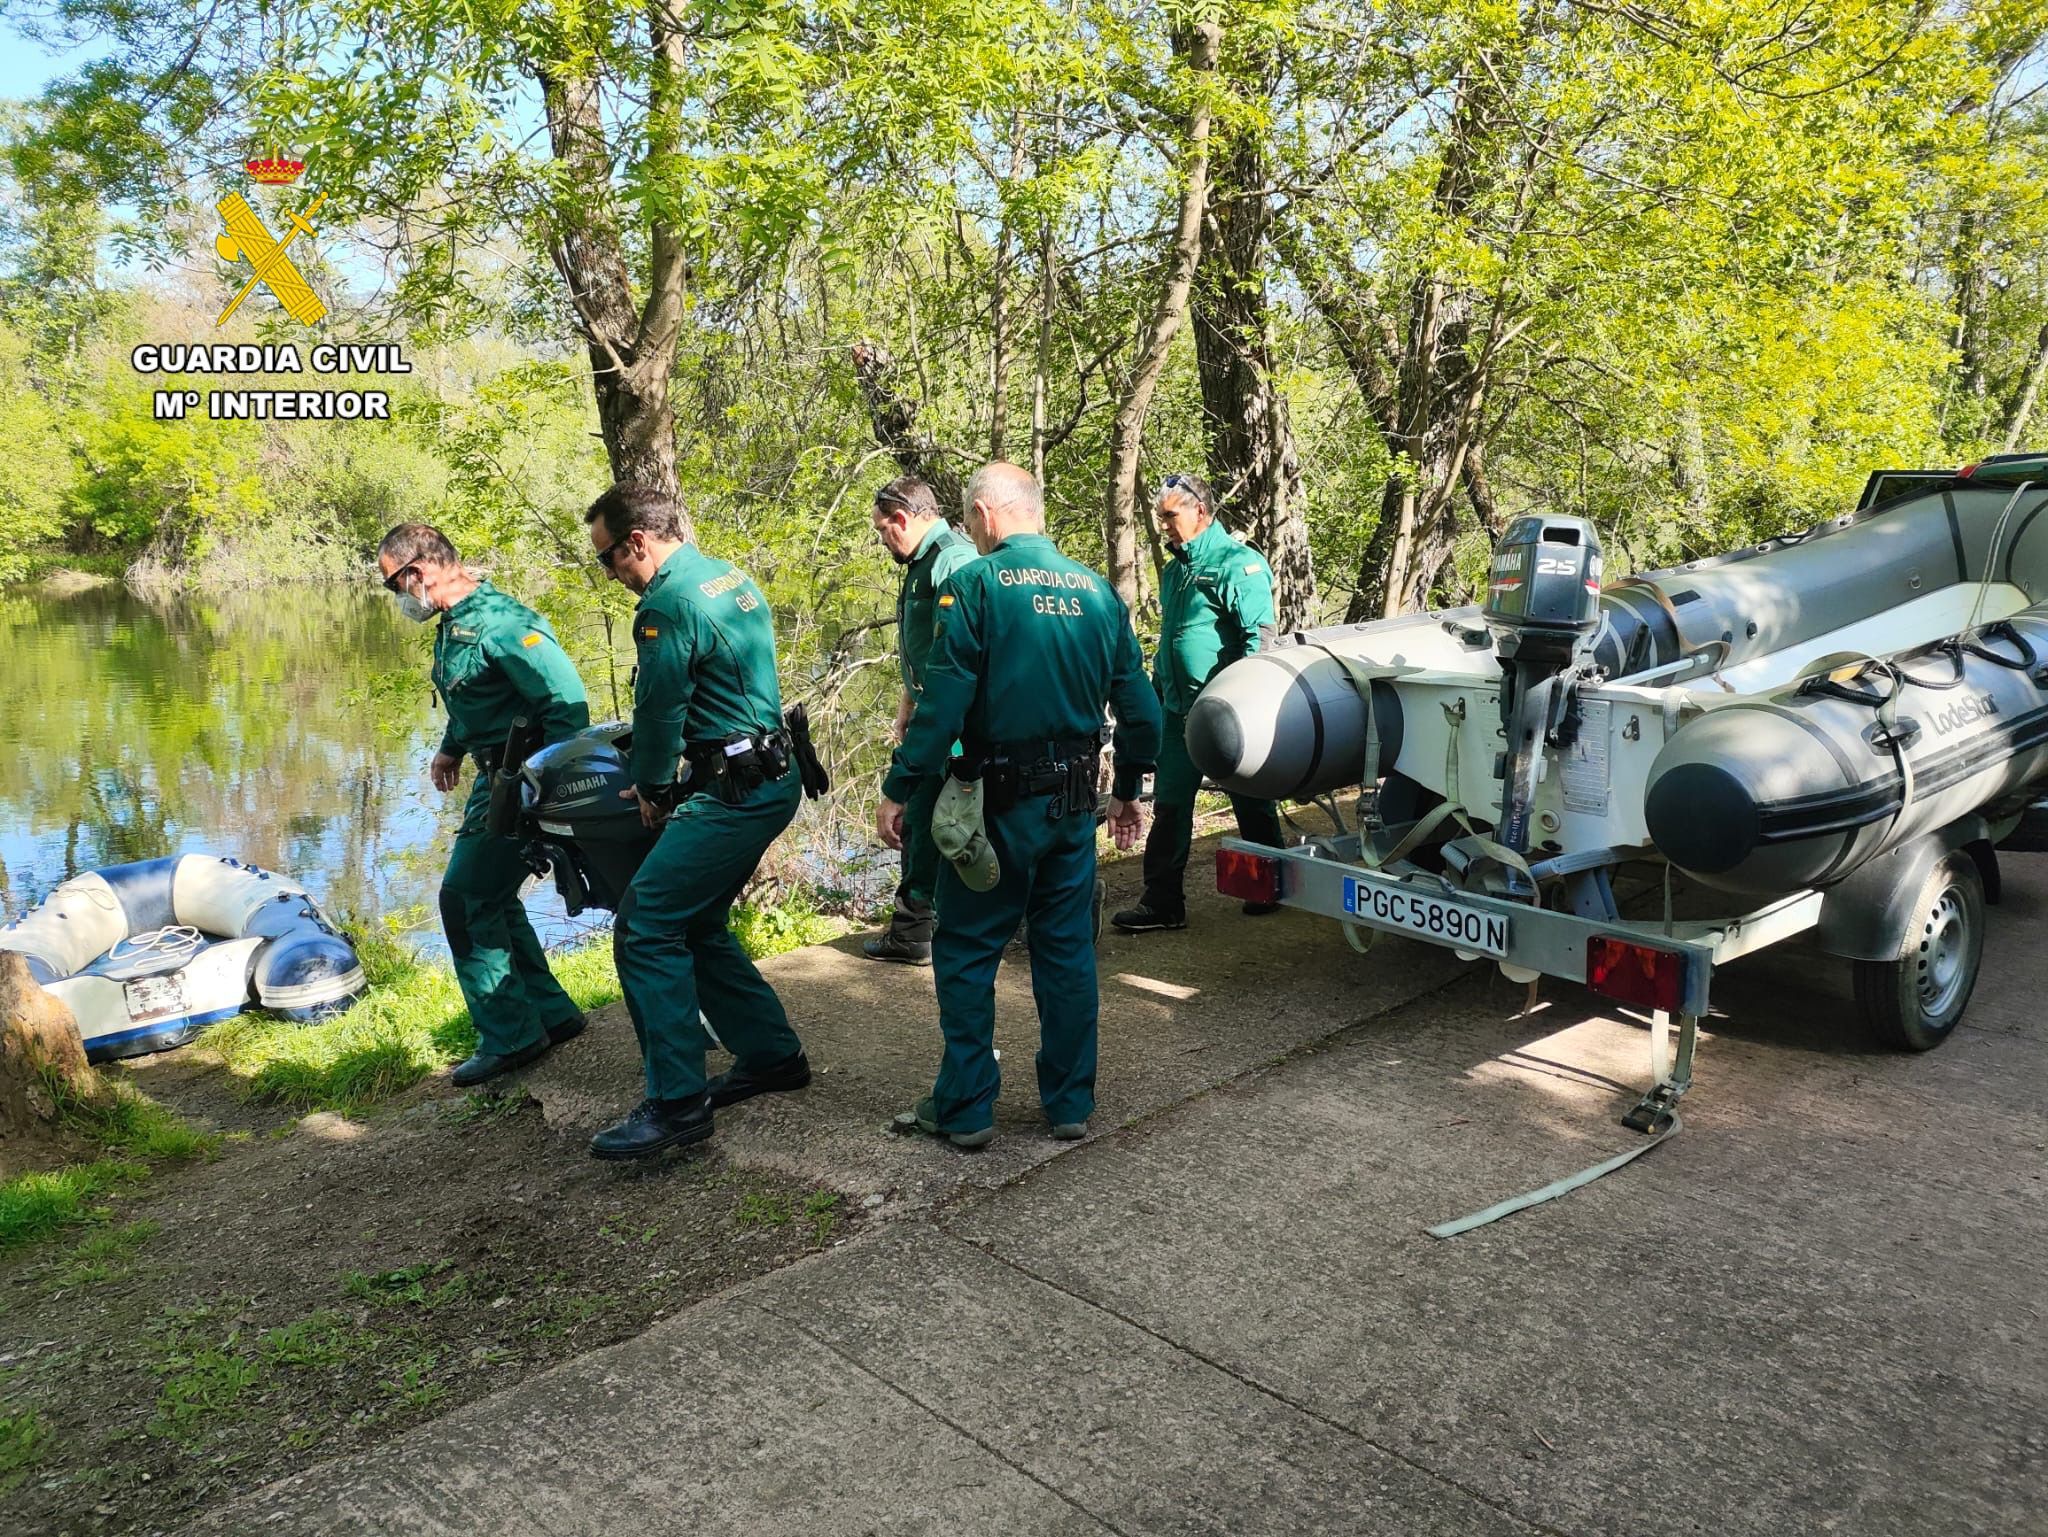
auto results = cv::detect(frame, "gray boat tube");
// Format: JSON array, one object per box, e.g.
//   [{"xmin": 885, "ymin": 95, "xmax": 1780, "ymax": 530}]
[
  {"xmin": 1189, "ymin": 470, "xmax": 2048, "ymax": 804},
  {"xmin": 1643, "ymin": 610, "xmax": 2048, "ymax": 895}
]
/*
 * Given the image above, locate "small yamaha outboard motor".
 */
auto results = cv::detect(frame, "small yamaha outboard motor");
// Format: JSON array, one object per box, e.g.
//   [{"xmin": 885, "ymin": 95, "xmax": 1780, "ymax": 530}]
[
  {"xmin": 487, "ymin": 721, "xmax": 660, "ymax": 915},
  {"xmin": 1481, "ymin": 516, "xmax": 1605, "ymax": 886}
]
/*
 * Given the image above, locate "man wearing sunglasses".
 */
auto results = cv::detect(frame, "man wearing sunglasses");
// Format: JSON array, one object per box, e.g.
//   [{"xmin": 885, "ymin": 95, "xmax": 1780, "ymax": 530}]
[
  {"xmin": 1111, "ymin": 473, "xmax": 1284, "ymax": 933},
  {"xmin": 864, "ymin": 475, "xmax": 977, "ymax": 965},
  {"xmin": 583, "ymin": 483, "xmax": 811, "ymax": 1160},
  {"xmin": 375, "ymin": 523, "xmax": 591, "ymax": 1086}
]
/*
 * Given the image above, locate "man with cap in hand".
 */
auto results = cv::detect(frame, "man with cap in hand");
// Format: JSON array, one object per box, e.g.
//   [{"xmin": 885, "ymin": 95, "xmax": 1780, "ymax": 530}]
[
  {"xmin": 865, "ymin": 475, "xmax": 977, "ymax": 965},
  {"xmin": 876, "ymin": 462, "xmax": 1160, "ymax": 1149},
  {"xmin": 1112, "ymin": 473, "xmax": 1285, "ymax": 934}
]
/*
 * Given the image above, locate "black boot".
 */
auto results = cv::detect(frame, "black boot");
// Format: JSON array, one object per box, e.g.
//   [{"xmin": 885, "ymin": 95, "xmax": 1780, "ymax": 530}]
[
  {"xmin": 546, "ymin": 1015, "xmax": 587, "ymax": 1046},
  {"xmin": 862, "ymin": 932, "xmax": 932, "ymax": 966},
  {"xmin": 588, "ymin": 1093, "xmax": 714, "ymax": 1160},
  {"xmin": 1111, "ymin": 901, "xmax": 1186, "ymax": 933},
  {"xmin": 451, "ymin": 1037, "xmax": 551, "ymax": 1087},
  {"xmin": 707, "ymin": 1051, "xmax": 812, "ymax": 1109}
]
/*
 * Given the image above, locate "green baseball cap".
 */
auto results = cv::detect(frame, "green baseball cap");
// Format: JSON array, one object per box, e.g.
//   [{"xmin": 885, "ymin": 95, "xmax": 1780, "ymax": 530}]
[{"xmin": 929, "ymin": 776, "xmax": 1001, "ymax": 892}]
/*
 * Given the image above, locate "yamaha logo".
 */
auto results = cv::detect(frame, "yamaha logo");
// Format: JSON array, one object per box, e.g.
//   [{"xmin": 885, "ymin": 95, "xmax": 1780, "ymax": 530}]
[
  {"xmin": 558, "ymin": 774, "xmax": 606, "ymax": 796},
  {"xmin": 1928, "ymin": 693, "xmax": 1999, "ymax": 737}
]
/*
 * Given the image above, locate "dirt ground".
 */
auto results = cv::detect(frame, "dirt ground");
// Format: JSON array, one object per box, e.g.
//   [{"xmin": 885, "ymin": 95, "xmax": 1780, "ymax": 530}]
[{"xmin": 0, "ymin": 1053, "xmax": 857, "ymax": 1537}]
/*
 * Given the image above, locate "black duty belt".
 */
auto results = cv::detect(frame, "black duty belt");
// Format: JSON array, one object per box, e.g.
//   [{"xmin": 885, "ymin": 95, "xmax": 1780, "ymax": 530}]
[
  {"xmin": 677, "ymin": 728, "xmax": 792, "ymax": 806},
  {"xmin": 953, "ymin": 735, "xmax": 1103, "ymax": 819}
]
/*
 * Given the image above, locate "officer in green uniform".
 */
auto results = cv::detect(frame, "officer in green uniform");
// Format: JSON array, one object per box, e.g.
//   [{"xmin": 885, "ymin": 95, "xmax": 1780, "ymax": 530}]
[
  {"xmin": 876, "ymin": 462, "xmax": 1160, "ymax": 1148},
  {"xmin": 582, "ymin": 484, "xmax": 812, "ymax": 1160},
  {"xmin": 1112, "ymin": 473, "xmax": 1284, "ymax": 933},
  {"xmin": 376, "ymin": 523, "xmax": 591, "ymax": 1086},
  {"xmin": 864, "ymin": 475, "xmax": 977, "ymax": 965}
]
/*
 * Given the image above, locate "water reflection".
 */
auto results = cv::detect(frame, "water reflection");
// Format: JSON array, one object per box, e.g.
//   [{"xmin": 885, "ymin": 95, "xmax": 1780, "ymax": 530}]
[{"xmin": 0, "ymin": 582, "xmax": 596, "ymax": 953}]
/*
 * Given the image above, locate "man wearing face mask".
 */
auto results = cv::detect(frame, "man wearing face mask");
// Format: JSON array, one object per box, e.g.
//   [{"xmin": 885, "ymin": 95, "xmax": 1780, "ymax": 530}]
[
  {"xmin": 1111, "ymin": 473, "xmax": 1284, "ymax": 934},
  {"xmin": 583, "ymin": 483, "xmax": 812, "ymax": 1160},
  {"xmin": 375, "ymin": 523, "xmax": 591, "ymax": 1085},
  {"xmin": 864, "ymin": 476, "xmax": 976, "ymax": 965}
]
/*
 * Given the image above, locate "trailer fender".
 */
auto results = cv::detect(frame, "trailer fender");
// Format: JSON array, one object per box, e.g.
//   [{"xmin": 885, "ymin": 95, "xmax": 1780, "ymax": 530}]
[{"xmin": 1812, "ymin": 816, "xmax": 1999, "ymax": 962}]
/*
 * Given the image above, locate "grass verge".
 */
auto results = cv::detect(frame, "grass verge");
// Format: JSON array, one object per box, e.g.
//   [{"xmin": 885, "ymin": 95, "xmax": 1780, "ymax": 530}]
[
  {"xmin": 203, "ymin": 895, "xmax": 838, "ymax": 1116},
  {"xmin": 0, "ymin": 1071, "xmax": 218, "ymax": 1252}
]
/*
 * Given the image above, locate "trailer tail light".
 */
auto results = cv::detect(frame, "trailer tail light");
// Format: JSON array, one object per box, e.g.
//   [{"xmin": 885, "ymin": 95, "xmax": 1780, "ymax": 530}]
[
  {"xmin": 1216, "ymin": 848, "xmax": 1281, "ymax": 905},
  {"xmin": 1585, "ymin": 936, "xmax": 1688, "ymax": 1014}
]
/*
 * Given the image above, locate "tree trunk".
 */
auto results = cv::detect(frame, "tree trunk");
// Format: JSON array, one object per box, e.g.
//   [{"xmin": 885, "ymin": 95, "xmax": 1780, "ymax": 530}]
[
  {"xmin": 531, "ymin": 16, "xmax": 691, "ymax": 499},
  {"xmin": 1194, "ymin": 89, "xmax": 1315, "ymax": 629},
  {"xmin": 2003, "ymin": 322, "xmax": 2048, "ymax": 451},
  {"xmin": 1954, "ymin": 211, "xmax": 1989, "ymax": 409},
  {"xmin": 1103, "ymin": 20, "xmax": 1222, "ymax": 606},
  {"xmin": 0, "ymin": 951, "xmax": 92, "ymax": 1174}
]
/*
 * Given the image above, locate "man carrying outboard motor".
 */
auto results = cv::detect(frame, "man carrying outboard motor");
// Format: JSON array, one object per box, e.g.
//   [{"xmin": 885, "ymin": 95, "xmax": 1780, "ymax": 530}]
[
  {"xmin": 375, "ymin": 523, "xmax": 592, "ymax": 1087},
  {"xmin": 583, "ymin": 483, "xmax": 823, "ymax": 1160}
]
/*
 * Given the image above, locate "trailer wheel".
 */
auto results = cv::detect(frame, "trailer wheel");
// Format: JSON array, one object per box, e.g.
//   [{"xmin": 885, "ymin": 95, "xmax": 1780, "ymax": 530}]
[{"xmin": 1852, "ymin": 852, "xmax": 1984, "ymax": 1051}]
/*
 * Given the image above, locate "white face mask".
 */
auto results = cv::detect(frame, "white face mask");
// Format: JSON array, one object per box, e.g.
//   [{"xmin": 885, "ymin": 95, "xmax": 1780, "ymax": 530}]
[{"xmin": 393, "ymin": 574, "xmax": 436, "ymax": 623}]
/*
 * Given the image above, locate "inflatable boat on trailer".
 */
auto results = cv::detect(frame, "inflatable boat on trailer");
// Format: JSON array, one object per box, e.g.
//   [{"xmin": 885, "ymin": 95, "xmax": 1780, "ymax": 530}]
[
  {"xmin": 1189, "ymin": 452, "xmax": 2048, "ymax": 1135},
  {"xmin": 0, "ymin": 856, "xmax": 366, "ymax": 1062}
]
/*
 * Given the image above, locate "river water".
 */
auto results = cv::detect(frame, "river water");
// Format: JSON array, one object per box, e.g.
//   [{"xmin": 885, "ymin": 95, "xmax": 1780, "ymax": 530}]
[{"xmin": 0, "ymin": 580, "xmax": 600, "ymax": 954}]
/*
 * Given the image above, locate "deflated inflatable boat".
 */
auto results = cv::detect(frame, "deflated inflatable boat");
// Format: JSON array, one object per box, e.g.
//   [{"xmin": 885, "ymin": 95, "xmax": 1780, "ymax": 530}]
[
  {"xmin": 1190, "ymin": 453, "xmax": 2048, "ymax": 1134},
  {"xmin": 0, "ymin": 856, "xmax": 366, "ymax": 1062}
]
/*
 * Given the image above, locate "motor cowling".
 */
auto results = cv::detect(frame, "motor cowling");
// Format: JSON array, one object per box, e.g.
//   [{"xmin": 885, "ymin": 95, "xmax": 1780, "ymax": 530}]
[
  {"xmin": 1483, "ymin": 516, "xmax": 1604, "ymax": 662},
  {"xmin": 518, "ymin": 724, "xmax": 660, "ymax": 914}
]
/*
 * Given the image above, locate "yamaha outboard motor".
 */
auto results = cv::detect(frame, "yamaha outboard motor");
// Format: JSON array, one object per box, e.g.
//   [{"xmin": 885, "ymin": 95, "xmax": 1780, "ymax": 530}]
[
  {"xmin": 1482, "ymin": 517, "xmax": 1605, "ymax": 886},
  {"xmin": 501, "ymin": 723, "xmax": 661, "ymax": 915}
]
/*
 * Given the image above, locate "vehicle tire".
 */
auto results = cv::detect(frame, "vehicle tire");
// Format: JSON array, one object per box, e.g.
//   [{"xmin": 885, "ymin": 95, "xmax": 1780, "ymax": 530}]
[{"xmin": 1852, "ymin": 851, "xmax": 1984, "ymax": 1052}]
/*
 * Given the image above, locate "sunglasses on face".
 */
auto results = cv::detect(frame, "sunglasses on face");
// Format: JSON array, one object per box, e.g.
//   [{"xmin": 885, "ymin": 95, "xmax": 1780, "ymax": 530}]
[
  {"xmin": 596, "ymin": 535, "xmax": 630, "ymax": 571},
  {"xmin": 381, "ymin": 562, "xmax": 419, "ymax": 594}
]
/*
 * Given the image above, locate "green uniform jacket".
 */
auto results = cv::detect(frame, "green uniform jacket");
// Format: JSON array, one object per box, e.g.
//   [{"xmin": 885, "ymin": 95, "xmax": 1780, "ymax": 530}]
[
  {"xmin": 898, "ymin": 520, "xmax": 978, "ymax": 696},
  {"xmin": 432, "ymin": 582, "xmax": 590, "ymax": 759},
  {"xmin": 629, "ymin": 545, "xmax": 786, "ymax": 797},
  {"xmin": 1153, "ymin": 521, "xmax": 1276, "ymax": 714},
  {"xmin": 884, "ymin": 532, "xmax": 1161, "ymax": 804}
]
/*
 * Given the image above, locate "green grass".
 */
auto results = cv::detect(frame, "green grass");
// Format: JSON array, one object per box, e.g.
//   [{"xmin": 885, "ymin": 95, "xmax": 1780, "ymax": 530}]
[
  {"xmin": 342, "ymin": 1260, "xmax": 469, "ymax": 1310},
  {"xmin": 40, "ymin": 1067, "xmax": 219, "ymax": 1163},
  {"xmin": 202, "ymin": 894, "xmax": 837, "ymax": 1116},
  {"xmin": 45, "ymin": 1220, "xmax": 159, "ymax": 1290},
  {"xmin": 0, "ymin": 1161, "xmax": 148, "ymax": 1253},
  {"xmin": 0, "ymin": 1408, "xmax": 46, "ymax": 1493},
  {"xmin": 0, "ymin": 1065, "xmax": 219, "ymax": 1253}
]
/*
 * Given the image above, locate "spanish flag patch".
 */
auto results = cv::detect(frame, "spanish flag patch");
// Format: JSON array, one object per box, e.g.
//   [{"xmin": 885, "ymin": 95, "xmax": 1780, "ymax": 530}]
[
  {"xmin": 521, "ymin": 632, "xmax": 544, "ymax": 648},
  {"xmin": 938, "ymin": 594, "xmax": 955, "ymax": 608},
  {"xmin": 640, "ymin": 625, "xmax": 659, "ymax": 640}
]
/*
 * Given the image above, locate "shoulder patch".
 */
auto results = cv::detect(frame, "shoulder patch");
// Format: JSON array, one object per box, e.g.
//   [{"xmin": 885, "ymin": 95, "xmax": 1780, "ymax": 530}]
[
  {"xmin": 638, "ymin": 623, "xmax": 659, "ymax": 640},
  {"xmin": 938, "ymin": 593, "xmax": 955, "ymax": 608},
  {"xmin": 521, "ymin": 632, "xmax": 544, "ymax": 648},
  {"xmin": 1245, "ymin": 562, "xmax": 1263, "ymax": 575}
]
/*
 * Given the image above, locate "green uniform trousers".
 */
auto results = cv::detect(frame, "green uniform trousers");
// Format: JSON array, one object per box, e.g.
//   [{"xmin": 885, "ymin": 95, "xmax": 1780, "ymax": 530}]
[
  {"xmin": 615, "ymin": 772, "xmax": 804, "ymax": 1101},
  {"xmin": 928, "ymin": 792, "xmax": 1099, "ymax": 1133},
  {"xmin": 440, "ymin": 775, "xmax": 581, "ymax": 1057},
  {"xmin": 886, "ymin": 772, "xmax": 944, "ymax": 942},
  {"xmin": 1141, "ymin": 708, "xmax": 1283, "ymax": 916}
]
